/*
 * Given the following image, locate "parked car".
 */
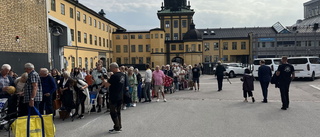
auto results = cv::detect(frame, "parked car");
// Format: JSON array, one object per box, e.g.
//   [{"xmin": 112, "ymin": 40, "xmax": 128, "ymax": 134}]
[
  {"xmin": 288, "ymin": 56, "xmax": 320, "ymax": 81},
  {"xmin": 213, "ymin": 63, "xmax": 246, "ymax": 78},
  {"xmin": 252, "ymin": 58, "xmax": 281, "ymax": 80}
]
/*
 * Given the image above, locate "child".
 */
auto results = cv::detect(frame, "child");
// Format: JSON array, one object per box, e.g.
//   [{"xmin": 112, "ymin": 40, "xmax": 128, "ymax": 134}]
[{"xmin": 241, "ymin": 69, "xmax": 255, "ymax": 102}]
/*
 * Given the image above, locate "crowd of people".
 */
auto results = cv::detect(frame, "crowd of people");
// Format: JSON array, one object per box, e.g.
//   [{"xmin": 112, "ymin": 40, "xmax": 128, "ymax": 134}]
[{"xmin": 0, "ymin": 56, "xmax": 294, "ymax": 134}]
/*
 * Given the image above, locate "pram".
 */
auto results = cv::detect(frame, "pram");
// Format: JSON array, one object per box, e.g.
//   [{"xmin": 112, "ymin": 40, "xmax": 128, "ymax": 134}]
[{"xmin": 0, "ymin": 98, "xmax": 14, "ymax": 131}]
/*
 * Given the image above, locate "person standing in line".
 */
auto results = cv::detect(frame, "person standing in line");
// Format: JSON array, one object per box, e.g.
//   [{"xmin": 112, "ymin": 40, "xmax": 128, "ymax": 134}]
[
  {"xmin": 39, "ymin": 68, "xmax": 57, "ymax": 115},
  {"xmin": 215, "ymin": 61, "xmax": 226, "ymax": 91},
  {"xmin": 258, "ymin": 60, "xmax": 272, "ymax": 103},
  {"xmin": 276, "ymin": 56, "xmax": 295, "ymax": 110},
  {"xmin": 143, "ymin": 64, "xmax": 152, "ymax": 103},
  {"xmin": 100, "ymin": 62, "xmax": 125, "ymax": 134},
  {"xmin": 91, "ymin": 64, "xmax": 104, "ymax": 112},
  {"xmin": 127, "ymin": 67, "xmax": 138, "ymax": 107},
  {"xmin": 23, "ymin": 63, "xmax": 42, "ymax": 115},
  {"xmin": 0, "ymin": 64, "xmax": 17, "ymax": 118},
  {"xmin": 192, "ymin": 64, "xmax": 201, "ymax": 91},
  {"xmin": 241, "ymin": 69, "xmax": 255, "ymax": 103},
  {"xmin": 152, "ymin": 65, "xmax": 166, "ymax": 102}
]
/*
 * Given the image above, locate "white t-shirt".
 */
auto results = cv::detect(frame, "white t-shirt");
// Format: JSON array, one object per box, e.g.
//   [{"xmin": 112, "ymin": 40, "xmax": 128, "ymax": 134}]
[{"xmin": 145, "ymin": 69, "xmax": 152, "ymax": 83}]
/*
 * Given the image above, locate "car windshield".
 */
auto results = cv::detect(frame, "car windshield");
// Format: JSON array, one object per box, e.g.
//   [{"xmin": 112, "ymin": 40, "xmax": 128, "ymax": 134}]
[{"xmin": 253, "ymin": 60, "xmax": 272, "ymax": 65}]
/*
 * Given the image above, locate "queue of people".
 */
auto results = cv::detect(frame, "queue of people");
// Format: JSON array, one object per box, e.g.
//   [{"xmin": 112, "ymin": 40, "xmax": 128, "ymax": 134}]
[{"xmin": 0, "ymin": 56, "xmax": 294, "ymax": 134}]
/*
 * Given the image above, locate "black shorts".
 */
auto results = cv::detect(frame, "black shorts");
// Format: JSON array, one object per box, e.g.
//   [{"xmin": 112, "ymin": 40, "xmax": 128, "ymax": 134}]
[{"xmin": 193, "ymin": 78, "xmax": 200, "ymax": 83}]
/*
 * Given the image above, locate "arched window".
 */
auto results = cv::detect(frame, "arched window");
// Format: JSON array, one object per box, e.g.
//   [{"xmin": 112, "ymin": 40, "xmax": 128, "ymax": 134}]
[{"xmin": 85, "ymin": 58, "xmax": 88, "ymax": 70}]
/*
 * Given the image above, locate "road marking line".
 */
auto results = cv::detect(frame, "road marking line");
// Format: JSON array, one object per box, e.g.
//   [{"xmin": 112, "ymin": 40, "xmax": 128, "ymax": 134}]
[{"xmin": 310, "ymin": 85, "xmax": 320, "ymax": 90}]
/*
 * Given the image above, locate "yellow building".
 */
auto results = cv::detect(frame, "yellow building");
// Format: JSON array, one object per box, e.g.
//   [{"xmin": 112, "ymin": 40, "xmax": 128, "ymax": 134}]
[{"xmin": 48, "ymin": 0, "xmax": 124, "ymax": 71}]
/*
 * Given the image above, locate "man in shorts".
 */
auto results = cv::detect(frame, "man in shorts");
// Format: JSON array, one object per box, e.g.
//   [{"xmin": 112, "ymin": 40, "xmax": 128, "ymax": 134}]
[
  {"xmin": 152, "ymin": 65, "xmax": 166, "ymax": 102},
  {"xmin": 192, "ymin": 64, "xmax": 201, "ymax": 91}
]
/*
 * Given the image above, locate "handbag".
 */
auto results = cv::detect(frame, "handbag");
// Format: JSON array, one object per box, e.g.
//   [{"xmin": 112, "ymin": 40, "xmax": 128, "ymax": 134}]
[
  {"xmin": 11, "ymin": 107, "xmax": 56, "ymax": 137},
  {"xmin": 53, "ymin": 99, "xmax": 61, "ymax": 110}
]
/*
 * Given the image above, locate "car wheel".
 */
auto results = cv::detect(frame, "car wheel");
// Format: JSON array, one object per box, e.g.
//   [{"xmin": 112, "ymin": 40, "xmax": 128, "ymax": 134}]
[
  {"xmin": 310, "ymin": 72, "xmax": 315, "ymax": 81},
  {"xmin": 229, "ymin": 71, "xmax": 235, "ymax": 78}
]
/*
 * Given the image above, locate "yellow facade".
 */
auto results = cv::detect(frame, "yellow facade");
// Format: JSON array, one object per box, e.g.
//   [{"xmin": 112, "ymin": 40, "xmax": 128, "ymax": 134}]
[{"xmin": 48, "ymin": 0, "xmax": 122, "ymax": 71}]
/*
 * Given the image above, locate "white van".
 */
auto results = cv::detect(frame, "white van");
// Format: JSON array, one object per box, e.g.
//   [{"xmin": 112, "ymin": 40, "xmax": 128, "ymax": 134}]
[
  {"xmin": 252, "ymin": 58, "xmax": 281, "ymax": 80},
  {"xmin": 287, "ymin": 56, "xmax": 320, "ymax": 81}
]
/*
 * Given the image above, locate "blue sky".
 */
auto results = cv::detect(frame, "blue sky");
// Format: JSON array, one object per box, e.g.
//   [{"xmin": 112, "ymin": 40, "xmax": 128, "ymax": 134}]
[{"xmin": 81, "ymin": 0, "xmax": 306, "ymax": 30}]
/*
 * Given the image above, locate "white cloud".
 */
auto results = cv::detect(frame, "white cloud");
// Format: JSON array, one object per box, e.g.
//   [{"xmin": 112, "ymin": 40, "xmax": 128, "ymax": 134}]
[{"xmin": 80, "ymin": 0, "xmax": 306, "ymax": 30}]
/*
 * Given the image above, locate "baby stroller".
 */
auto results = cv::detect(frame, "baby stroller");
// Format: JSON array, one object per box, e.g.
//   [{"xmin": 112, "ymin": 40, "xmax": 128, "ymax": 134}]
[{"xmin": 0, "ymin": 98, "xmax": 14, "ymax": 131}]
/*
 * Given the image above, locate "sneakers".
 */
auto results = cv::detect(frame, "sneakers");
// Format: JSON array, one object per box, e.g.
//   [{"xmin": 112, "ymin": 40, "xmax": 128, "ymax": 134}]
[
  {"xmin": 122, "ymin": 106, "xmax": 127, "ymax": 110},
  {"xmin": 164, "ymin": 99, "xmax": 167, "ymax": 102},
  {"xmin": 156, "ymin": 99, "xmax": 160, "ymax": 102},
  {"xmin": 132, "ymin": 103, "xmax": 136, "ymax": 107},
  {"xmin": 109, "ymin": 129, "xmax": 121, "ymax": 134}
]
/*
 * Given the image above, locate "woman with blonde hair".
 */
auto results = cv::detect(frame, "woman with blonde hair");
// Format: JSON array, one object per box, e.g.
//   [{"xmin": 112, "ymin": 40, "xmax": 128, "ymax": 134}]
[
  {"xmin": 127, "ymin": 67, "xmax": 138, "ymax": 107},
  {"xmin": 15, "ymin": 72, "xmax": 28, "ymax": 116}
]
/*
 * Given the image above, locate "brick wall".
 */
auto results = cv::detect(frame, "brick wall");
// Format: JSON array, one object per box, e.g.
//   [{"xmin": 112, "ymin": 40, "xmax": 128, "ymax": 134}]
[{"xmin": 0, "ymin": 0, "xmax": 48, "ymax": 53}]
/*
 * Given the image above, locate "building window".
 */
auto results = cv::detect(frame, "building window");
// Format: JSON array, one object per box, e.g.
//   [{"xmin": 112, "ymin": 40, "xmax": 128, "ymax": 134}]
[
  {"xmin": 106, "ymin": 25, "xmax": 108, "ymax": 32},
  {"xmin": 103, "ymin": 38, "xmax": 105, "ymax": 47},
  {"xmin": 94, "ymin": 36, "xmax": 97, "ymax": 45},
  {"xmin": 270, "ymin": 42, "xmax": 275, "ymax": 47},
  {"xmin": 116, "ymin": 35, "xmax": 120, "ymax": 39},
  {"xmin": 77, "ymin": 31, "xmax": 81, "ymax": 43},
  {"xmin": 131, "ymin": 57, "xmax": 136, "ymax": 64},
  {"xmin": 124, "ymin": 45, "xmax": 128, "ymax": 53},
  {"xmin": 131, "ymin": 45, "xmax": 136, "ymax": 52},
  {"xmin": 51, "ymin": 0, "xmax": 56, "ymax": 11},
  {"xmin": 139, "ymin": 57, "xmax": 143, "ymax": 64},
  {"xmin": 308, "ymin": 41, "xmax": 312, "ymax": 46},
  {"xmin": 84, "ymin": 33, "xmax": 87, "ymax": 44},
  {"xmin": 94, "ymin": 19, "xmax": 96, "ymax": 27},
  {"xmin": 161, "ymin": 34, "xmax": 163, "ymax": 39},
  {"xmin": 223, "ymin": 55, "xmax": 228, "ymax": 61},
  {"xmin": 165, "ymin": 33, "xmax": 170, "ymax": 40},
  {"xmin": 99, "ymin": 37, "xmax": 101, "ymax": 46},
  {"xmin": 138, "ymin": 35, "xmax": 143, "ymax": 39},
  {"xmin": 192, "ymin": 44, "xmax": 196, "ymax": 52},
  {"xmin": 204, "ymin": 43, "xmax": 210, "ymax": 51},
  {"xmin": 102, "ymin": 23, "xmax": 105, "ymax": 31},
  {"xmin": 262, "ymin": 42, "xmax": 266, "ymax": 47},
  {"xmin": 165, "ymin": 21, "xmax": 170, "ymax": 28},
  {"xmin": 146, "ymin": 57, "xmax": 151, "ymax": 64},
  {"xmin": 155, "ymin": 34, "xmax": 159, "ymax": 38},
  {"xmin": 71, "ymin": 57, "xmax": 75, "ymax": 69},
  {"xmin": 146, "ymin": 34, "xmax": 150, "ymax": 39},
  {"xmin": 123, "ymin": 35, "xmax": 128, "ymax": 39},
  {"xmin": 179, "ymin": 44, "xmax": 184, "ymax": 50},
  {"xmin": 90, "ymin": 58, "xmax": 93, "ymax": 69},
  {"xmin": 106, "ymin": 39, "xmax": 109, "ymax": 47},
  {"xmin": 70, "ymin": 29, "xmax": 74, "ymax": 41},
  {"xmin": 60, "ymin": 4, "xmax": 65, "ymax": 15},
  {"xmin": 174, "ymin": 20, "xmax": 178, "ymax": 28},
  {"xmin": 182, "ymin": 20, "xmax": 187, "ymax": 28},
  {"xmin": 161, "ymin": 48, "xmax": 164, "ymax": 53},
  {"xmin": 110, "ymin": 40, "xmax": 112, "ymax": 48},
  {"xmin": 79, "ymin": 57, "xmax": 82, "ymax": 68},
  {"xmin": 69, "ymin": 8, "xmax": 73, "ymax": 18},
  {"xmin": 89, "ymin": 34, "xmax": 92, "ymax": 45},
  {"xmin": 83, "ymin": 14, "xmax": 86, "ymax": 23},
  {"xmin": 232, "ymin": 42, "xmax": 237, "ymax": 50},
  {"xmin": 214, "ymin": 42, "xmax": 219, "ymax": 50},
  {"xmin": 131, "ymin": 35, "xmax": 135, "ymax": 39},
  {"xmin": 116, "ymin": 58, "xmax": 121, "ymax": 64},
  {"xmin": 198, "ymin": 44, "xmax": 201, "ymax": 51},
  {"xmin": 76, "ymin": 11, "xmax": 80, "ymax": 21},
  {"xmin": 171, "ymin": 45, "xmax": 176, "ymax": 51},
  {"xmin": 151, "ymin": 34, "xmax": 153, "ymax": 39},
  {"xmin": 138, "ymin": 45, "xmax": 143, "ymax": 52},
  {"xmin": 174, "ymin": 33, "xmax": 178, "ymax": 40},
  {"xmin": 155, "ymin": 48, "xmax": 159, "ymax": 53},
  {"xmin": 124, "ymin": 57, "xmax": 129, "ymax": 64},
  {"xmin": 146, "ymin": 45, "xmax": 151, "ymax": 52},
  {"xmin": 296, "ymin": 41, "xmax": 301, "ymax": 47},
  {"xmin": 85, "ymin": 58, "xmax": 88, "ymax": 70},
  {"xmin": 116, "ymin": 45, "xmax": 121, "ymax": 53},
  {"xmin": 186, "ymin": 45, "xmax": 189, "ymax": 52},
  {"xmin": 89, "ymin": 17, "xmax": 92, "ymax": 26},
  {"xmin": 223, "ymin": 42, "xmax": 228, "ymax": 50},
  {"xmin": 98, "ymin": 21, "xmax": 101, "ymax": 29},
  {"xmin": 241, "ymin": 42, "xmax": 246, "ymax": 49}
]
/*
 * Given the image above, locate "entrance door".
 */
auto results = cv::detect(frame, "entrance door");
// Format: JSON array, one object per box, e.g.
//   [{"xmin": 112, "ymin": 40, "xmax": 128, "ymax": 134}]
[{"xmin": 171, "ymin": 57, "xmax": 184, "ymax": 65}]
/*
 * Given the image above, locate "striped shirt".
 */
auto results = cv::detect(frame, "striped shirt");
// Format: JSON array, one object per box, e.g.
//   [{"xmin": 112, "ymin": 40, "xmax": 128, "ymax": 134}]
[{"xmin": 24, "ymin": 70, "xmax": 42, "ymax": 103}]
